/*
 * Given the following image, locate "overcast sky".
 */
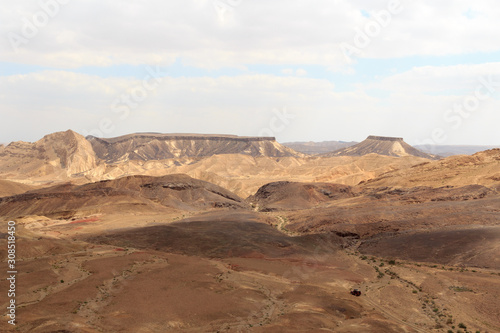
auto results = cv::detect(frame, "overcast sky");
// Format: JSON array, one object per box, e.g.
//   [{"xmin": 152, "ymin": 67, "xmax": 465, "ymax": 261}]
[{"xmin": 1, "ymin": 0, "xmax": 499, "ymax": 145}]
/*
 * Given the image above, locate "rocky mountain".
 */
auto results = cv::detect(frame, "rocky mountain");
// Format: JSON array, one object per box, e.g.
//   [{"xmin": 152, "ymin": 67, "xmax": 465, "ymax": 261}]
[
  {"xmin": 324, "ymin": 135, "xmax": 438, "ymax": 159},
  {"xmin": 87, "ymin": 133, "xmax": 304, "ymax": 163},
  {"xmin": 0, "ymin": 130, "xmax": 431, "ymax": 195},
  {"xmin": 0, "ymin": 130, "xmax": 100, "ymax": 180}
]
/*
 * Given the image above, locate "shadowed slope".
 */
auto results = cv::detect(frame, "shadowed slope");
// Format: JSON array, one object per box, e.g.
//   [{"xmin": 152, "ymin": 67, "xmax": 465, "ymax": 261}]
[
  {"xmin": 0, "ymin": 174, "xmax": 247, "ymax": 219},
  {"xmin": 86, "ymin": 211, "xmax": 342, "ymax": 259}
]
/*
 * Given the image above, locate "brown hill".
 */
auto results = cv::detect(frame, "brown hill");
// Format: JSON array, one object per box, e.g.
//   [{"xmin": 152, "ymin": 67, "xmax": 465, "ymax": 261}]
[
  {"xmin": 247, "ymin": 181, "xmax": 354, "ymax": 211},
  {"xmin": 274, "ymin": 184, "xmax": 500, "ymax": 268},
  {"xmin": 362, "ymin": 148, "xmax": 500, "ymax": 189},
  {"xmin": 0, "ymin": 174, "xmax": 246, "ymax": 219},
  {"xmin": 87, "ymin": 133, "xmax": 304, "ymax": 163},
  {"xmin": 324, "ymin": 136, "xmax": 438, "ymax": 159},
  {"xmin": 0, "ymin": 130, "xmax": 100, "ymax": 181},
  {"xmin": 359, "ymin": 226, "xmax": 500, "ymax": 269},
  {"xmin": 282, "ymin": 184, "xmax": 500, "ymax": 236}
]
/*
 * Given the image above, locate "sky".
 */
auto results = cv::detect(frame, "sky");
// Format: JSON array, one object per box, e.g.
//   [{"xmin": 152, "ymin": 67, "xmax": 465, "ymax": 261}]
[{"xmin": 1, "ymin": 0, "xmax": 499, "ymax": 146}]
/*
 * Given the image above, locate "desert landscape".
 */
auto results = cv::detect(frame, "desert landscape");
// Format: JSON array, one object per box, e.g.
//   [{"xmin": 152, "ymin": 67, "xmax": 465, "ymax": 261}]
[{"xmin": 0, "ymin": 130, "xmax": 499, "ymax": 332}]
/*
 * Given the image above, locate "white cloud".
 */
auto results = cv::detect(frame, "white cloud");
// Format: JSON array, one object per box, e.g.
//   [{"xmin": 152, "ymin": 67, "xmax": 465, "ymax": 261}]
[
  {"xmin": 1, "ymin": 0, "xmax": 499, "ymax": 69},
  {"xmin": 371, "ymin": 62, "xmax": 500, "ymax": 93},
  {"xmin": 296, "ymin": 69, "xmax": 307, "ymax": 76},
  {"xmin": 1, "ymin": 67, "xmax": 499, "ymax": 145},
  {"xmin": 1, "ymin": 1, "xmax": 499, "ymax": 145},
  {"xmin": 282, "ymin": 68, "xmax": 307, "ymax": 76}
]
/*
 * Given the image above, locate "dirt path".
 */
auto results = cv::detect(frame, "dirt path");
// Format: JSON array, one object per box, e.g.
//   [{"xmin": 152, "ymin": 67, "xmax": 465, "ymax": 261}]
[
  {"xmin": 76, "ymin": 257, "xmax": 169, "ymax": 331},
  {"xmin": 362, "ymin": 296, "xmax": 427, "ymax": 333},
  {"xmin": 208, "ymin": 260, "xmax": 288, "ymax": 331},
  {"xmin": 275, "ymin": 215, "xmax": 301, "ymax": 236},
  {"xmin": 15, "ymin": 248, "xmax": 136, "ymax": 309}
]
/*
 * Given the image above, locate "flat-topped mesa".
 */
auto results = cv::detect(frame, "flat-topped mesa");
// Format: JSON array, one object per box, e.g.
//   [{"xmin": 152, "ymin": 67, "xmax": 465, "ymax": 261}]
[
  {"xmin": 87, "ymin": 133, "xmax": 303, "ymax": 163},
  {"xmin": 323, "ymin": 134, "xmax": 439, "ymax": 159},
  {"xmin": 367, "ymin": 136, "xmax": 403, "ymax": 142},
  {"xmin": 88, "ymin": 133, "xmax": 277, "ymax": 145}
]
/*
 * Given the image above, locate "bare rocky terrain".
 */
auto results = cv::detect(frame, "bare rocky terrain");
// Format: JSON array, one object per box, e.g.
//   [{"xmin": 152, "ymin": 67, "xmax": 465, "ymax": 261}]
[{"xmin": 0, "ymin": 130, "xmax": 499, "ymax": 332}]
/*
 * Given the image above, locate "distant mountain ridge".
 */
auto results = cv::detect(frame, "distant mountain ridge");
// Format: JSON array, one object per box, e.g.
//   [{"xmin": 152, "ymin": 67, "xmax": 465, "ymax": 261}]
[
  {"xmin": 283, "ymin": 140, "xmax": 357, "ymax": 155},
  {"xmin": 284, "ymin": 139, "xmax": 498, "ymax": 157}
]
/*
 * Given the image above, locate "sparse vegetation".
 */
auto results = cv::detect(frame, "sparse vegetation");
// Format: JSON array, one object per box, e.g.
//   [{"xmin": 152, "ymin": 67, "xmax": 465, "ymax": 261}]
[{"xmin": 449, "ymin": 286, "xmax": 473, "ymax": 292}]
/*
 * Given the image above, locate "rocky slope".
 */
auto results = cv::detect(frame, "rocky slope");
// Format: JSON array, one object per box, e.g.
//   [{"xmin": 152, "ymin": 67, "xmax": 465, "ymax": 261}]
[
  {"xmin": 324, "ymin": 135, "xmax": 438, "ymax": 159},
  {"xmin": 87, "ymin": 133, "xmax": 304, "ymax": 163},
  {"xmin": 0, "ymin": 130, "xmax": 100, "ymax": 180},
  {"xmin": 0, "ymin": 180, "xmax": 35, "ymax": 197},
  {"xmin": 362, "ymin": 148, "xmax": 500, "ymax": 189}
]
